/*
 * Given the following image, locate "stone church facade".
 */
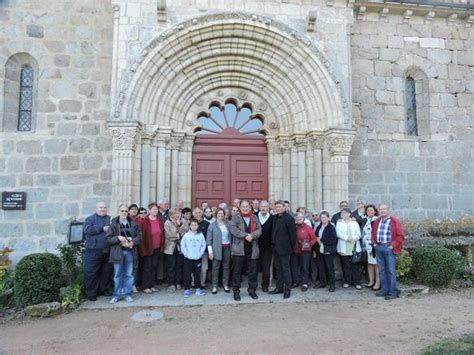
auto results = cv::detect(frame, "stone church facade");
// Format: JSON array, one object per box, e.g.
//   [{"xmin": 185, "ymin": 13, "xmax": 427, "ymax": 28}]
[{"xmin": 0, "ymin": 0, "xmax": 472, "ymax": 261}]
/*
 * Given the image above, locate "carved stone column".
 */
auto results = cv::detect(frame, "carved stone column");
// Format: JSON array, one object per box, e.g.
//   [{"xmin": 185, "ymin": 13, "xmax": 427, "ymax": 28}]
[
  {"xmin": 179, "ymin": 135, "xmax": 194, "ymax": 207},
  {"xmin": 155, "ymin": 127, "xmax": 171, "ymax": 201},
  {"xmin": 265, "ymin": 136, "xmax": 277, "ymax": 201},
  {"xmin": 323, "ymin": 132, "xmax": 354, "ymax": 212},
  {"xmin": 169, "ymin": 133, "xmax": 184, "ymax": 207},
  {"xmin": 308, "ymin": 132, "xmax": 325, "ymax": 211},
  {"xmin": 109, "ymin": 122, "xmax": 142, "ymax": 210},
  {"xmin": 278, "ymin": 136, "xmax": 292, "ymax": 201},
  {"xmin": 140, "ymin": 132, "xmax": 152, "ymax": 207},
  {"xmin": 294, "ymin": 135, "xmax": 308, "ymax": 209}
]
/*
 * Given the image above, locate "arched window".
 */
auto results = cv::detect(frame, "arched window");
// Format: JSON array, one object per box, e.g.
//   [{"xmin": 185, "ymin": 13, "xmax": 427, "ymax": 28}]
[
  {"xmin": 18, "ymin": 65, "xmax": 34, "ymax": 131},
  {"xmin": 405, "ymin": 77, "xmax": 418, "ymax": 136},
  {"xmin": 404, "ymin": 67, "xmax": 430, "ymax": 138},
  {"xmin": 2, "ymin": 53, "xmax": 38, "ymax": 132},
  {"xmin": 196, "ymin": 102, "xmax": 263, "ymax": 136}
]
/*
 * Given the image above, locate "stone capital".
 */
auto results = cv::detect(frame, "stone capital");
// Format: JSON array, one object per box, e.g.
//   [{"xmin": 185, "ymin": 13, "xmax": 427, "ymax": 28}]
[
  {"xmin": 265, "ymin": 137, "xmax": 279, "ymax": 153},
  {"xmin": 325, "ymin": 135, "xmax": 354, "ymax": 156},
  {"xmin": 109, "ymin": 123, "xmax": 142, "ymax": 151},
  {"xmin": 277, "ymin": 136, "xmax": 293, "ymax": 152},
  {"xmin": 180, "ymin": 135, "xmax": 195, "ymax": 152},
  {"xmin": 168, "ymin": 135, "xmax": 184, "ymax": 150},
  {"xmin": 292, "ymin": 134, "xmax": 308, "ymax": 151}
]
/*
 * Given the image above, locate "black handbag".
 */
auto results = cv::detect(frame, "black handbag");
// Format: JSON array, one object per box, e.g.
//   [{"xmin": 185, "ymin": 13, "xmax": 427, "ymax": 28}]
[{"xmin": 351, "ymin": 242, "xmax": 367, "ymax": 264}]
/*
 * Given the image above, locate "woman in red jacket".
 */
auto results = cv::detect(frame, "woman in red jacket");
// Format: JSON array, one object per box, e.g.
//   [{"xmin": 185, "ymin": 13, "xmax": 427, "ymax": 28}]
[
  {"xmin": 135, "ymin": 203, "xmax": 165, "ymax": 294},
  {"xmin": 291, "ymin": 212, "xmax": 318, "ymax": 291}
]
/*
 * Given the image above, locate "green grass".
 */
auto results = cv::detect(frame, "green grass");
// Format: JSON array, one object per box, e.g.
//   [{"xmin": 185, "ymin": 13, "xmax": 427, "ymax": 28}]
[{"xmin": 420, "ymin": 335, "xmax": 474, "ymax": 355}]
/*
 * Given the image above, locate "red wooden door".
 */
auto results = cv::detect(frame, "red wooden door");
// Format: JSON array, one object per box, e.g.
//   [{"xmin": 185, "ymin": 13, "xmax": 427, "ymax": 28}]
[{"xmin": 192, "ymin": 135, "xmax": 268, "ymax": 208}]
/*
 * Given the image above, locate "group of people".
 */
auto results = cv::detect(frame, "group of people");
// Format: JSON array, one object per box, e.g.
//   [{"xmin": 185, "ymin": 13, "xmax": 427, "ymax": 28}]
[{"xmin": 83, "ymin": 198, "xmax": 404, "ymax": 304}]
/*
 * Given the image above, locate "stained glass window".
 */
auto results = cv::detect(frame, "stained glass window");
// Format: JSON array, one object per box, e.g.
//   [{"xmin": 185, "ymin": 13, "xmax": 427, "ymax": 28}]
[
  {"xmin": 406, "ymin": 77, "xmax": 418, "ymax": 136},
  {"xmin": 197, "ymin": 103, "xmax": 263, "ymax": 136},
  {"xmin": 17, "ymin": 65, "xmax": 34, "ymax": 131}
]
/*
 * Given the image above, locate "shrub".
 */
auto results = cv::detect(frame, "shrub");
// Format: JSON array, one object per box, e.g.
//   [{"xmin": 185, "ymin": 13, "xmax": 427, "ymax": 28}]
[
  {"xmin": 396, "ymin": 249, "xmax": 413, "ymax": 280},
  {"xmin": 56, "ymin": 243, "xmax": 84, "ymax": 286},
  {"xmin": 61, "ymin": 283, "xmax": 83, "ymax": 308},
  {"xmin": 412, "ymin": 246, "xmax": 465, "ymax": 287},
  {"xmin": 13, "ymin": 253, "xmax": 64, "ymax": 308},
  {"xmin": 420, "ymin": 334, "xmax": 474, "ymax": 355}
]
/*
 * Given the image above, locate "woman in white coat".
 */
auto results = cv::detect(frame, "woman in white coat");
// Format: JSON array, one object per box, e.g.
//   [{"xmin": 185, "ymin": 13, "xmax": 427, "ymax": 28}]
[{"xmin": 336, "ymin": 208, "xmax": 362, "ymax": 289}]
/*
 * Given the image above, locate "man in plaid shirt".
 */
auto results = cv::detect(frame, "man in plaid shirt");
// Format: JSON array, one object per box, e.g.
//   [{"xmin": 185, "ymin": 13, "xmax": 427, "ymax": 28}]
[{"xmin": 371, "ymin": 204, "xmax": 405, "ymax": 300}]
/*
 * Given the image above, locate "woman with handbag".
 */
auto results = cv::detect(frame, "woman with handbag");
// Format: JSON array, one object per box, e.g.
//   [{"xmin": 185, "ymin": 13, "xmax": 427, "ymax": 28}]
[
  {"xmin": 361, "ymin": 204, "xmax": 381, "ymax": 291},
  {"xmin": 336, "ymin": 208, "xmax": 362, "ymax": 289}
]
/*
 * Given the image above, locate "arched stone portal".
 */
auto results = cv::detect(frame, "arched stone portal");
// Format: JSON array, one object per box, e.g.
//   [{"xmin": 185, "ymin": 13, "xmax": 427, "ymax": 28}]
[{"xmin": 108, "ymin": 12, "xmax": 355, "ymax": 212}]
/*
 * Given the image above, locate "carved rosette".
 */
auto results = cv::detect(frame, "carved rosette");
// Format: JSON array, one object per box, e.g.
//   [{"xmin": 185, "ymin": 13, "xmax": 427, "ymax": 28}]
[
  {"xmin": 109, "ymin": 126, "xmax": 141, "ymax": 150},
  {"xmin": 325, "ymin": 135, "xmax": 354, "ymax": 156}
]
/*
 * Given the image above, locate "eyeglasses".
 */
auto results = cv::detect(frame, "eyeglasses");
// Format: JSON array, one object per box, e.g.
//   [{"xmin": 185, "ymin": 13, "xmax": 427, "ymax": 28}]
[
  {"xmin": 140, "ymin": 211, "xmax": 147, "ymax": 214},
  {"xmin": 120, "ymin": 210, "xmax": 128, "ymax": 213}
]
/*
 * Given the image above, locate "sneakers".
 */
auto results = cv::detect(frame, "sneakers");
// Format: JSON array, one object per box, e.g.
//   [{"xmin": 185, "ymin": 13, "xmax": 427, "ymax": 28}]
[
  {"xmin": 212, "ymin": 287, "xmax": 217, "ymax": 294},
  {"xmin": 125, "ymin": 296, "xmax": 134, "ymax": 303},
  {"xmin": 176, "ymin": 284, "xmax": 182, "ymax": 291},
  {"xmin": 143, "ymin": 288, "xmax": 153, "ymax": 294},
  {"xmin": 195, "ymin": 288, "xmax": 206, "ymax": 296},
  {"xmin": 355, "ymin": 285, "xmax": 362, "ymax": 290},
  {"xmin": 167, "ymin": 285, "xmax": 177, "ymax": 292},
  {"xmin": 109, "ymin": 297, "xmax": 119, "ymax": 304},
  {"xmin": 132, "ymin": 286, "xmax": 139, "ymax": 293},
  {"xmin": 301, "ymin": 284, "xmax": 309, "ymax": 292},
  {"xmin": 150, "ymin": 287, "xmax": 159, "ymax": 292},
  {"xmin": 343, "ymin": 283, "xmax": 350, "ymax": 288},
  {"xmin": 183, "ymin": 289, "xmax": 191, "ymax": 298}
]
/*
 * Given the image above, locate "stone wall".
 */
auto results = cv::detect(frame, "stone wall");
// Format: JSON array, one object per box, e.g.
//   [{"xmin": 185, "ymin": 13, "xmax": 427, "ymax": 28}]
[
  {"xmin": 0, "ymin": 0, "xmax": 113, "ymax": 262},
  {"xmin": 349, "ymin": 8, "xmax": 474, "ymax": 221}
]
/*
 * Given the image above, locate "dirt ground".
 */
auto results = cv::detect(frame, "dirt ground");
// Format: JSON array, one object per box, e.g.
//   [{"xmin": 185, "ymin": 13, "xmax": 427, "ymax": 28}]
[{"xmin": 0, "ymin": 288, "xmax": 473, "ymax": 354}]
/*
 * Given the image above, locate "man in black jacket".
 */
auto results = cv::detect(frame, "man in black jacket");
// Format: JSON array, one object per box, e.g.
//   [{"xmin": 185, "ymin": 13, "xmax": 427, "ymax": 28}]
[
  {"xmin": 331, "ymin": 200, "xmax": 359, "ymax": 226},
  {"xmin": 270, "ymin": 200, "xmax": 296, "ymax": 298},
  {"xmin": 83, "ymin": 202, "xmax": 112, "ymax": 301}
]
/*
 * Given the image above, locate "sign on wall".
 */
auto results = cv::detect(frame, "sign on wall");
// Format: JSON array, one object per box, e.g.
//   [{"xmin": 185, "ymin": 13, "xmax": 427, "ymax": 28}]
[{"xmin": 1, "ymin": 191, "xmax": 27, "ymax": 210}]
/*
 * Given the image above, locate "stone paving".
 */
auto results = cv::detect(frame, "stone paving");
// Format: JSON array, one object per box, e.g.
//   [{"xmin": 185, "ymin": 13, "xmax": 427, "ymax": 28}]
[{"xmin": 81, "ymin": 282, "xmax": 422, "ymax": 310}]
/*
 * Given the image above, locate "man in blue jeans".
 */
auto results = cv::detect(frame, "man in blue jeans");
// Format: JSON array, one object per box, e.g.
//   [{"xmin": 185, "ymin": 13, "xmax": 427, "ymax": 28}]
[
  {"xmin": 106, "ymin": 205, "xmax": 142, "ymax": 304},
  {"xmin": 371, "ymin": 204, "xmax": 405, "ymax": 300}
]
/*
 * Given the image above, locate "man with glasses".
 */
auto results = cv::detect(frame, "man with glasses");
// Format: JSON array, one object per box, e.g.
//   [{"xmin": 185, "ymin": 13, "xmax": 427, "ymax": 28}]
[
  {"xmin": 331, "ymin": 200, "xmax": 358, "ymax": 226},
  {"xmin": 84, "ymin": 202, "xmax": 112, "ymax": 301}
]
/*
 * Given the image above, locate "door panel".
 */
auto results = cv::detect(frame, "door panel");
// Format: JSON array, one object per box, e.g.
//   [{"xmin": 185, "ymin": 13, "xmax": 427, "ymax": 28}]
[
  {"xmin": 231, "ymin": 155, "xmax": 268, "ymax": 202},
  {"xmin": 192, "ymin": 136, "xmax": 268, "ymax": 207},
  {"xmin": 192, "ymin": 155, "xmax": 230, "ymax": 207}
]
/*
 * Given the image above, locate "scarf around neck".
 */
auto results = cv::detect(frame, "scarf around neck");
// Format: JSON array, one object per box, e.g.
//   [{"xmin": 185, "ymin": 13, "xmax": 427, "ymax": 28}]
[{"xmin": 240, "ymin": 210, "xmax": 255, "ymax": 233}]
